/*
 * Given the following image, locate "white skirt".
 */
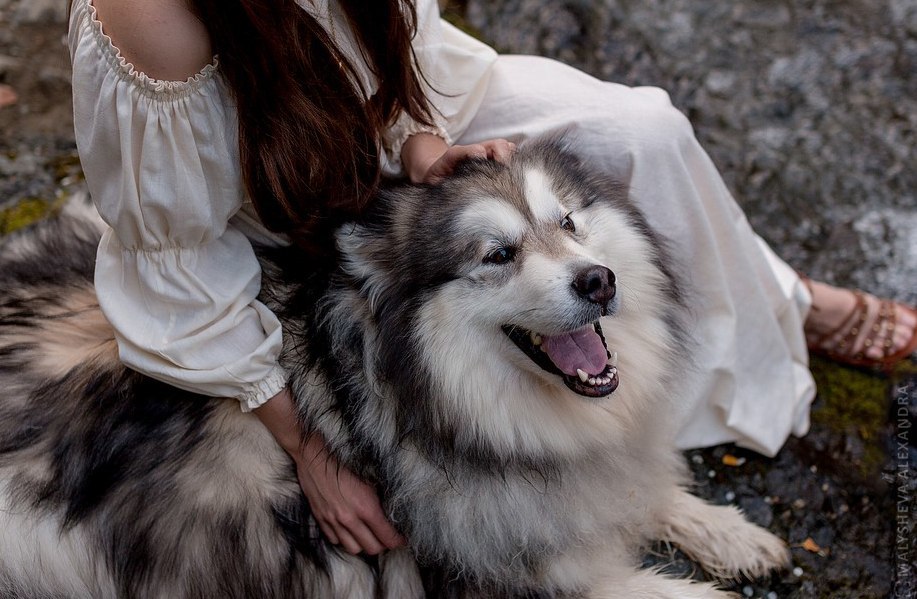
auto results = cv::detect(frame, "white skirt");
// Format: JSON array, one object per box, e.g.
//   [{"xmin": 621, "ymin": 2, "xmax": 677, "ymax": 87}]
[{"xmin": 457, "ymin": 55, "xmax": 815, "ymax": 457}]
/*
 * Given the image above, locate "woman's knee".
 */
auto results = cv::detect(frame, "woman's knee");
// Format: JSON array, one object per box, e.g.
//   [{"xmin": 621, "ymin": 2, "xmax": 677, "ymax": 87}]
[
  {"xmin": 584, "ymin": 84, "xmax": 696, "ymax": 152},
  {"xmin": 470, "ymin": 55, "xmax": 697, "ymax": 152}
]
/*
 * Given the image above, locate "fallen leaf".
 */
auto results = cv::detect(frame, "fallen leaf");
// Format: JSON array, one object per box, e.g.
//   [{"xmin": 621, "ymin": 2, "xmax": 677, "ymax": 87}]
[
  {"xmin": 0, "ymin": 84, "xmax": 18, "ymax": 108},
  {"xmin": 801, "ymin": 537, "xmax": 822, "ymax": 553},
  {"xmin": 722, "ymin": 454, "xmax": 746, "ymax": 467}
]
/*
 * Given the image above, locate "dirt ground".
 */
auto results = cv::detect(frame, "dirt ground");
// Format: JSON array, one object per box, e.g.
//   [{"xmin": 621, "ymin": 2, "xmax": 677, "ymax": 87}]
[{"xmin": 1, "ymin": 2, "xmax": 915, "ymax": 597}]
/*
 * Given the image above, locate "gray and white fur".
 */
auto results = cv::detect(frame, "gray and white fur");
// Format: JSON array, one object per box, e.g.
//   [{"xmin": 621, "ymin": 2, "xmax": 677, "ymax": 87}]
[{"xmin": 0, "ymin": 138, "xmax": 788, "ymax": 598}]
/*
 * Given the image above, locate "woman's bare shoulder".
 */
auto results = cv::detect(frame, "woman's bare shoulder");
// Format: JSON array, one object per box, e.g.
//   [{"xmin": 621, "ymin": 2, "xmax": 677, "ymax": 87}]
[{"xmin": 92, "ymin": 0, "xmax": 213, "ymax": 81}]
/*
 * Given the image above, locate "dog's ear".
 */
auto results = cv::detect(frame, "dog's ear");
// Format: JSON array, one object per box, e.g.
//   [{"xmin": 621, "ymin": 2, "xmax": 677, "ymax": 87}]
[
  {"xmin": 335, "ymin": 220, "xmax": 390, "ymax": 276},
  {"xmin": 334, "ymin": 185, "xmax": 427, "ymax": 299}
]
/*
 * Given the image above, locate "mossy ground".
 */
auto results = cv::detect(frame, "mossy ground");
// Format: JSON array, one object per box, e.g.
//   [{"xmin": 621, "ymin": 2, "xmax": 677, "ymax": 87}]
[
  {"xmin": 810, "ymin": 355, "xmax": 917, "ymax": 475},
  {"xmin": 0, "ymin": 196, "xmax": 63, "ymax": 235}
]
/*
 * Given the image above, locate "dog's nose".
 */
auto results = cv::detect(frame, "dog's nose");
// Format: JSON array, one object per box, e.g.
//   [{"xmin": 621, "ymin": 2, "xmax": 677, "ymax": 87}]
[{"xmin": 573, "ymin": 265, "xmax": 616, "ymax": 307}]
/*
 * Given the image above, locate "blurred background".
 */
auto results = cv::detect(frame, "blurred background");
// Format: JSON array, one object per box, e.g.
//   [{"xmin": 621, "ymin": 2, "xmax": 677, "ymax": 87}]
[{"xmin": 1, "ymin": 0, "xmax": 915, "ymax": 597}]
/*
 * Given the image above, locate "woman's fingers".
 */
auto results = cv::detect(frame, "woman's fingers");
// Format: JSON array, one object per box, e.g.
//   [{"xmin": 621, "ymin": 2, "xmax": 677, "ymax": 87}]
[
  {"xmin": 317, "ymin": 498, "xmax": 399, "ymax": 555},
  {"xmin": 292, "ymin": 433, "xmax": 406, "ymax": 555},
  {"xmin": 359, "ymin": 499, "xmax": 407, "ymax": 550},
  {"xmin": 486, "ymin": 139, "xmax": 516, "ymax": 163},
  {"xmin": 422, "ymin": 138, "xmax": 517, "ymax": 184},
  {"xmin": 330, "ymin": 524, "xmax": 366, "ymax": 556}
]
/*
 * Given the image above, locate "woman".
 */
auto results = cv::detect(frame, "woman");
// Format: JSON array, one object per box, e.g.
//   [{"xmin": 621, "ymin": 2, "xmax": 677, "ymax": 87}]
[{"xmin": 68, "ymin": 0, "xmax": 916, "ymax": 556}]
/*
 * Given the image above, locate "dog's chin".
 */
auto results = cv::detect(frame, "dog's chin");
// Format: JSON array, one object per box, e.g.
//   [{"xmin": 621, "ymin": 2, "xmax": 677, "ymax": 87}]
[{"xmin": 502, "ymin": 322, "xmax": 619, "ymax": 399}]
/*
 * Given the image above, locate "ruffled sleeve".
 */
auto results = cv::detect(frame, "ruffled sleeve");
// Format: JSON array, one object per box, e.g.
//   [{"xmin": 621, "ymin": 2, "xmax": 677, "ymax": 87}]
[
  {"xmin": 68, "ymin": 0, "xmax": 287, "ymax": 411},
  {"xmin": 380, "ymin": 0, "xmax": 498, "ymax": 175}
]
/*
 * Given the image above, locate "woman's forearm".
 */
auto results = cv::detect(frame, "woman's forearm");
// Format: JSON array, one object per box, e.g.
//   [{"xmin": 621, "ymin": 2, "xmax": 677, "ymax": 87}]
[
  {"xmin": 254, "ymin": 387, "xmax": 323, "ymax": 462},
  {"xmin": 253, "ymin": 386, "xmax": 405, "ymax": 555},
  {"xmin": 402, "ymin": 133, "xmax": 517, "ymax": 185},
  {"xmin": 401, "ymin": 132, "xmax": 450, "ymax": 183}
]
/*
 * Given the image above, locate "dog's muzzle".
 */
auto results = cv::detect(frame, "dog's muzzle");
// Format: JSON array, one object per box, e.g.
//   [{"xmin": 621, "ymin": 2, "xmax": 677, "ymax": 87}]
[
  {"xmin": 502, "ymin": 321, "xmax": 619, "ymax": 399},
  {"xmin": 572, "ymin": 265, "xmax": 616, "ymax": 316}
]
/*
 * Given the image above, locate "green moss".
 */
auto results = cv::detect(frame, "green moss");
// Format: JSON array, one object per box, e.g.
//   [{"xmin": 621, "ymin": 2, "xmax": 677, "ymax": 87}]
[
  {"xmin": 807, "ymin": 356, "xmax": 914, "ymax": 474},
  {"xmin": 809, "ymin": 357, "xmax": 885, "ymax": 433},
  {"xmin": 50, "ymin": 153, "xmax": 84, "ymax": 183},
  {"xmin": 0, "ymin": 197, "xmax": 63, "ymax": 236}
]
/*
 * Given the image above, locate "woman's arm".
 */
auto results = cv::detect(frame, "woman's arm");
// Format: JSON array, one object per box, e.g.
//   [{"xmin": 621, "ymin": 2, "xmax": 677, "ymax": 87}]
[
  {"xmin": 401, "ymin": 132, "xmax": 515, "ymax": 184},
  {"xmin": 81, "ymin": 0, "xmax": 401, "ymax": 556},
  {"xmin": 93, "ymin": 0, "xmax": 212, "ymax": 81},
  {"xmin": 254, "ymin": 389, "xmax": 406, "ymax": 555}
]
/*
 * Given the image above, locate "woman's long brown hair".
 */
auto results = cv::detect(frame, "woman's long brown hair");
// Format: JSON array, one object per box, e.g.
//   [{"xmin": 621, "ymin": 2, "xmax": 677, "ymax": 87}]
[{"xmin": 188, "ymin": 0, "xmax": 435, "ymax": 253}]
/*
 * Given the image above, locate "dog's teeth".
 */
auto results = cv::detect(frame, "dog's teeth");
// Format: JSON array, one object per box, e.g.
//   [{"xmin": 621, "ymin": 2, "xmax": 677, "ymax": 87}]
[
  {"xmin": 588, "ymin": 377, "xmax": 597, "ymax": 386},
  {"xmin": 610, "ymin": 367, "xmax": 617, "ymax": 376},
  {"xmin": 530, "ymin": 331, "xmax": 543, "ymax": 346},
  {"xmin": 577, "ymin": 369, "xmax": 589, "ymax": 383},
  {"xmin": 608, "ymin": 351, "xmax": 618, "ymax": 368}
]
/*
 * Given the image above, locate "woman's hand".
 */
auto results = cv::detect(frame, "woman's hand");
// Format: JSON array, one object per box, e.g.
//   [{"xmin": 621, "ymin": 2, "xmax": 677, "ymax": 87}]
[
  {"xmin": 255, "ymin": 388, "xmax": 405, "ymax": 555},
  {"xmin": 402, "ymin": 132, "xmax": 516, "ymax": 184},
  {"xmin": 294, "ymin": 433, "xmax": 406, "ymax": 555}
]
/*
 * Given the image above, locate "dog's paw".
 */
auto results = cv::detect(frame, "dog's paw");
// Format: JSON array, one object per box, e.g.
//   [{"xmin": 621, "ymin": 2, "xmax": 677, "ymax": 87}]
[{"xmin": 659, "ymin": 491, "xmax": 790, "ymax": 580}]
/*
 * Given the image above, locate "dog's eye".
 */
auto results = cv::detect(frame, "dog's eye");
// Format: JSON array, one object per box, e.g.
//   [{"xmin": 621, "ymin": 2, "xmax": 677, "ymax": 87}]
[
  {"xmin": 483, "ymin": 247, "xmax": 516, "ymax": 265},
  {"xmin": 561, "ymin": 214, "xmax": 576, "ymax": 232}
]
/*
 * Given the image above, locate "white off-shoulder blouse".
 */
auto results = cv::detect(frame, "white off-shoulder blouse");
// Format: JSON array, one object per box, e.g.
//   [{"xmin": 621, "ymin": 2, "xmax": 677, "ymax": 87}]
[{"xmin": 68, "ymin": 0, "xmax": 497, "ymax": 410}]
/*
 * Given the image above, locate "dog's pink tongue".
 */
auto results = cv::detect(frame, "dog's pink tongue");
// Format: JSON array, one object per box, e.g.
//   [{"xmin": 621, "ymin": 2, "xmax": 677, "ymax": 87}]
[{"xmin": 541, "ymin": 326, "xmax": 607, "ymax": 376}]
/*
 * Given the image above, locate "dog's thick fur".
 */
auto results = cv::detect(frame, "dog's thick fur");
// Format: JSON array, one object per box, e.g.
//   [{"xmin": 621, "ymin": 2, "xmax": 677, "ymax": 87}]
[{"xmin": 0, "ymin": 139, "xmax": 788, "ymax": 598}]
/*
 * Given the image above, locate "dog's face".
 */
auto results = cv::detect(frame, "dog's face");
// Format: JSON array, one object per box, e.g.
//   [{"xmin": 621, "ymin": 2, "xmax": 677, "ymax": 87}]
[
  {"xmin": 420, "ymin": 157, "xmax": 627, "ymax": 399},
  {"xmin": 337, "ymin": 140, "xmax": 683, "ymax": 458}
]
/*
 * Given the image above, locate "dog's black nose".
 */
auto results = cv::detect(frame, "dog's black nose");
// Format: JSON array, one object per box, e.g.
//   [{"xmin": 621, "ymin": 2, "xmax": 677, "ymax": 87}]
[{"xmin": 573, "ymin": 265, "xmax": 616, "ymax": 307}]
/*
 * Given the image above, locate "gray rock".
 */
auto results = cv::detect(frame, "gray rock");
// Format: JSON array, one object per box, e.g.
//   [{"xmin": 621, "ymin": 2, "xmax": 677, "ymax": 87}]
[
  {"xmin": 703, "ymin": 70, "xmax": 737, "ymax": 98},
  {"xmin": 14, "ymin": 0, "xmax": 67, "ymax": 24},
  {"xmin": 0, "ymin": 54, "xmax": 19, "ymax": 76},
  {"xmin": 891, "ymin": 0, "xmax": 917, "ymax": 36}
]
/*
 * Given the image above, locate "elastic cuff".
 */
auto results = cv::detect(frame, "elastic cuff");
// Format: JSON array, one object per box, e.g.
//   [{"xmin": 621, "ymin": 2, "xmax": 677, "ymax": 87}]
[
  {"xmin": 237, "ymin": 364, "xmax": 289, "ymax": 412},
  {"xmin": 384, "ymin": 118, "xmax": 452, "ymax": 176}
]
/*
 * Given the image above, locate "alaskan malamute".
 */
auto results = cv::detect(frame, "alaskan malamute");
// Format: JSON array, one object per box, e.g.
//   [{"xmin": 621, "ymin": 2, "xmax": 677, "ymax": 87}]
[{"xmin": 0, "ymin": 139, "xmax": 788, "ymax": 598}]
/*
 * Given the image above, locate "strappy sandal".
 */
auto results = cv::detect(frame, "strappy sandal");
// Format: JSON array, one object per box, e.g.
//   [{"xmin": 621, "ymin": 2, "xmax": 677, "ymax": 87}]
[{"xmin": 803, "ymin": 276, "xmax": 917, "ymax": 372}]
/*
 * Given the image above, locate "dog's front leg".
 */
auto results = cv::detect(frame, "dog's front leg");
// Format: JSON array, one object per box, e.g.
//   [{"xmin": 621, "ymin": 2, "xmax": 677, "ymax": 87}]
[
  {"xmin": 378, "ymin": 547, "xmax": 424, "ymax": 599},
  {"xmin": 657, "ymin": 489, "xmax": 790, "ymax": 580},
  {"xmin": 542, "ymin": 544, "xmax": 736, "ymax": 599},
  {"xmin": 586, "ymin": 568, "xmax": 738, "ymax": 599}
]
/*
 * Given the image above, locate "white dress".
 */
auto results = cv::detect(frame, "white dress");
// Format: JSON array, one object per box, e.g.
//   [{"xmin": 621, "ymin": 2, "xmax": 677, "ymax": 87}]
[{"xmin": 68, "ymin": 0, "xmax": 814, "ymax": 456}]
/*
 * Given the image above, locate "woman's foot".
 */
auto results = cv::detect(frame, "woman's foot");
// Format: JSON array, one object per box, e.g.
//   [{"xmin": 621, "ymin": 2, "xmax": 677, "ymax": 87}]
[{"xmin": 803, "ymin": 278, "xmax": 917, "ymax": 371}]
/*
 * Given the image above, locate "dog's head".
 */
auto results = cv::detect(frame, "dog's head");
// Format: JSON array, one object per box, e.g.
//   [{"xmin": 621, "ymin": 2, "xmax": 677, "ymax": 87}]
[{"xmin": 333, "ymin": 137, "xmax": 686, "ymax": 460}]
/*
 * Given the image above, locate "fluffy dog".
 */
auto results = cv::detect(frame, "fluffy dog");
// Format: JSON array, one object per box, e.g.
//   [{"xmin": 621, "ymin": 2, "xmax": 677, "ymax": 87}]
[{"xmin": 0, "ymin": 138, "xmax": 788, "ymax": 598}]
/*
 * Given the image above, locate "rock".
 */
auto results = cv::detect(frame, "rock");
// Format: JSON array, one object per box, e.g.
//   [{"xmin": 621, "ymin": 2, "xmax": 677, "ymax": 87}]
[
  {"xmin": 738, "ymin": 496, "xmax": 774, "ymax": 528},
  {"xmin": 13, "ymin": 0, "xmax": 67, "ymax": 24},
  {"xmin": 38, "ymin": 66, "xmax": 71, "ymax": 87},
  {"xmin": 767, "ymin": 51, "xmax": 825, "ymax": 90},
  {"xmin": 731, "ymin": 4, "xmax": 792, "ymax": 29},
  {"xmin": 704, "ymin": 70, "xmax": 737, "ymax": 97},
  {"xmin": 890, "ymin": 0, "xmax": 917, "ymax": 36},
  {"xmin": 0, "ymin": 54, "xmax": 20, "ymax": 76}
]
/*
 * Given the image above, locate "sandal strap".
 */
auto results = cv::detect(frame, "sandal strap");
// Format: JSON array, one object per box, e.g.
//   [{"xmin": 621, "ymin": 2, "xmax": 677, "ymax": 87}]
[
  {"xmin": 851, "ymin": 298, "xmax": 896, "ymax": 360},
  {"xmin": 805, "ymin": 278, "xmax": 917, "ymax": 371},
  {"xmin": 808, "ymin": 290, "xmax": 868, "ymax": 351}
]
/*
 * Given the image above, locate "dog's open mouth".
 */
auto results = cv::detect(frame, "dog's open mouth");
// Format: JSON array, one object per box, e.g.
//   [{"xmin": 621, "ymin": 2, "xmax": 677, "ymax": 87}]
[{"xmin": 502, "ymin": 322, "xmax": 619, "ymax": 398}]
